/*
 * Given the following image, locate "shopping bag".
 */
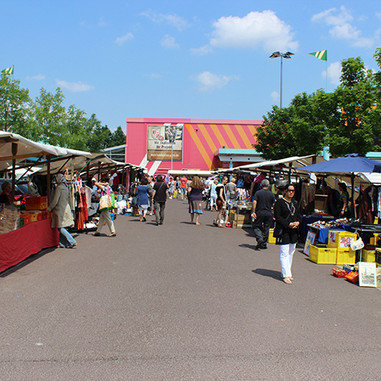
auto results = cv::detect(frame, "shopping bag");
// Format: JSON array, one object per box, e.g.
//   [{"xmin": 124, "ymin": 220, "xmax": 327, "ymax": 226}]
[
  {"xmin": 350, "ymin": 237, "xmax": 364, "ymax": 251},
  {"xmin": 99, "ymin": 186, "xmax": 116, "ymax": 211}
]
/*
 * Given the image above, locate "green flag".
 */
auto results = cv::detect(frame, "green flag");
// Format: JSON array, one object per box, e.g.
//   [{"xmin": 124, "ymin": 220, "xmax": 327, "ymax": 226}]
[
  {"xmin": 309, "ymin": 50, "xmax": 327, "ymax": 61},
  {"xmin": 2, "ymin": 66, "xmax": 14, "ymax": 74}
]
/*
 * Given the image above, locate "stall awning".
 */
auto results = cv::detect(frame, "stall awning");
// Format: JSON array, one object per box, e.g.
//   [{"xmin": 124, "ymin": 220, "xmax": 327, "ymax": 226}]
[{"xmin": 217, "ymin": 155, "xmax": 321, "ymax": 173}]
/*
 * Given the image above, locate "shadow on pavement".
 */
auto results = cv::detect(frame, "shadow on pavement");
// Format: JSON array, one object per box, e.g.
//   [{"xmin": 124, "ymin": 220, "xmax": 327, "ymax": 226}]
[
  {"xmin": 0, "ymin": 247, "xmax": 56, "ymax": 278},
  {"xmin": 239, "ymin": 243, "xmax": 258, "ymax": 251},
  {"xmin": 252, "ymin": 268, "xmax": 282, "ymax": 281}
]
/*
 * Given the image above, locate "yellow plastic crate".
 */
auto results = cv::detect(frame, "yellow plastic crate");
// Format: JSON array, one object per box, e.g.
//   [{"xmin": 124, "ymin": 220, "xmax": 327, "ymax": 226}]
[
  {"xmin": 370, "ymin": 233, "xmax": 380, "ymax": 246},
  {"xmin": 327, "ymin": 230, "xmax": 357, "ymax": 249},
  {"xmin": 309, "ymin": 245, "xmax": 337, "ymax": 264},
  {"xmin": 336, "ymin": 248, "xmax": 356, "ymax": 265},
  {"xmin": 268, "ymin": 228, "xmax": 276, "ymax": 244},
  {"xmin": 361, "ymin": 249, "xmax": 376, "ymax": 263}
]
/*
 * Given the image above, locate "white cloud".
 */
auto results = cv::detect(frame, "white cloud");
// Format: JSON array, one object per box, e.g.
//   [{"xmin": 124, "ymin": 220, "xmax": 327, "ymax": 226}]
[
  {"xmin": 191, "ymin": 45, "xmax": 213, "ymax": 56},
  {"xmin": 207, "ymin": 11, "xmax": 298, "ymax": 53},
  {"xmin": 161, "ymin": 34, "xmax": 179, "ymax": 49},
  {"xmin": 325, "ymin": 62, "xmax": 341, "ymax": 86},
  {"xmin": 193, "ymin": 71, "xmax": 238, "ymax": 92},
  {"xmin": 312, "ymin": 6, "xmax": 373, "ymax": 48},
  {"xmin": 141, "ymin": 10, "xmax": 188, "ymax": 31},
  {"xmin": 56, "ymin": 80, "xmax": 94, "ymax": 93},
  {"xmin": 26, "ymin": 74, "xmax": 45, "ymax": 81},
  {"xmin": 114, "ymin": 32, "xmax": 134, "ymax": 46},
  {"xmin": 271, "ymin": 91, "xmax": 279, "ymax": 104}
]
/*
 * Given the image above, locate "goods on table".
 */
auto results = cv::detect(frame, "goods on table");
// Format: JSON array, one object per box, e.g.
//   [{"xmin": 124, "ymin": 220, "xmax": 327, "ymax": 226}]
[
  {"xmin": 25, "ymin": 196, "xmax": 47, "ymax": 211},
  {"xmin": 0, "ymin": 205, "xmax": 19, "ymax": 234},
  {"xmin": 309, "ymin": 218, "xmax": 349, "ymax": 229}
]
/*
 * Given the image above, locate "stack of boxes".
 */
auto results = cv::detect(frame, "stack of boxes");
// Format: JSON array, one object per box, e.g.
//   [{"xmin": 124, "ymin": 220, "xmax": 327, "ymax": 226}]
[
  {"xmin": 309, "ymin": 230, "xmax": 357, "ymax": 265},
  {"xmin": 19, "ymin": 197, "xmax": 50, "ymax": 227}
]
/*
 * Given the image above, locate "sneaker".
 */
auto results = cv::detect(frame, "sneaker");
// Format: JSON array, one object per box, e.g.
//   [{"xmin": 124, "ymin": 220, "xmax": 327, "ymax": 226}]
[
  {"xmin": 143, "ymin": 217, "xmax": 147, "ymax": 222},
  {"xmin": 260, "ymin": 243, "xmax": 267, "ymax": 249}
]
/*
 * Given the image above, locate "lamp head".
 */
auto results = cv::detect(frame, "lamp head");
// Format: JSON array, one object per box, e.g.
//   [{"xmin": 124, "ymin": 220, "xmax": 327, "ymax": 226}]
[{"xmin": 269, "ymin": 51, "xmax": 281, "ymax": 58}]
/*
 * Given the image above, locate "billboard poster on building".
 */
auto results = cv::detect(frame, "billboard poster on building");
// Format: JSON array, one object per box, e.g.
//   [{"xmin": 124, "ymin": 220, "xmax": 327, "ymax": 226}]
[{"xmin": 147, "ymin": 124, "xmax": 183, "ymax": 161}]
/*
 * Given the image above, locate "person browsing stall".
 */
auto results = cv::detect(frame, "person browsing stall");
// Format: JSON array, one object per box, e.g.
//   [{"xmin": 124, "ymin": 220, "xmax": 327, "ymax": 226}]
[{"xmin": 47, "ymin": 174, "xmax": 77, "ymax": 248}]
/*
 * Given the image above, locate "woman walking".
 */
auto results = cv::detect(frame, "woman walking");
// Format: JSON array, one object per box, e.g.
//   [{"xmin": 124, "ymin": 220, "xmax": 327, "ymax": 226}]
[
  {"xmin": 47, "ymin": 173, "xmax": 77, "ymax": 248},
  {"xmin": 188, "ymin": 176, "xmax": 205, "ymax": 225},
  {"xmin": 209, "ymin": 179, "xmax": 218, "ymax": 211},
  {"xmin": 136, "ymin": 178, "xmax": 150, "ymax": 222},
  {"xmin": 93, "ymin": 178, "xmax": 116, "ymax": 237},
  {"xmin": 273, "ymin": 183, "xmax": 300, "ymax": 284}
]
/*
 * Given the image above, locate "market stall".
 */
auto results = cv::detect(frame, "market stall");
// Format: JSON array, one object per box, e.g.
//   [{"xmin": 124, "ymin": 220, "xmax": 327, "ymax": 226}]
[
  {"xmin": 0, "ymin": 132, "xmax": 93, "ymax": 272},
  {"xmin": 297, "ymin": 154, "xmax": 381, "ymax": 277}
]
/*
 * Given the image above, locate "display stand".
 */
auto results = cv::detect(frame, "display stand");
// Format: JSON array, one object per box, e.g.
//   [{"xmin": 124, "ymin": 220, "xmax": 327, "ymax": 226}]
[{"xmin": 0, "ymin": 219, "xmax": 59, "ymax": 273}]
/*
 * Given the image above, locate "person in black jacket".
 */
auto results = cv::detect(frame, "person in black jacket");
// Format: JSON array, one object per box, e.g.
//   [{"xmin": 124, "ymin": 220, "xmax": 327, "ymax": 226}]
[{"xmin": 273, "ymin": 183, "xmax": 300, "ymax": 284}]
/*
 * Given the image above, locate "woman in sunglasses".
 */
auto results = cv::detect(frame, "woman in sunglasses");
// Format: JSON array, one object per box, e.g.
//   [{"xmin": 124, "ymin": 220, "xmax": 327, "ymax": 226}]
[{"xmin": 273, "ymin": 184, "xmax": 300, "ymax": 284}]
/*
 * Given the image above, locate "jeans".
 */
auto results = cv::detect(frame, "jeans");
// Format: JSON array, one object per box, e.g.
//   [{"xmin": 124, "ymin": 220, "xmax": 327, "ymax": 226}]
[
  {"xmin": 154, "ymin": 201, "xmax": 166, "ymax": 224},
  {"xmin": 252, "ymin": 214, "xmax": 272, "ymax": 244},
  {"xmin": 280, "ymin": 243, "xmax": 296, "ymax": 278},
  {"xmin": 60, "ymin": 227, "xmax": 76, "ymax": 247}
]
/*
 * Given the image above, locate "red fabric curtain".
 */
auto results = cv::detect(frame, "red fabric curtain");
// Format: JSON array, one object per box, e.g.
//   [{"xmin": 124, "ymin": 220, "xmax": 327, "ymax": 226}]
[{"xmin": 0, "ymin": 219, "xmax": 59, "ymax": 273}]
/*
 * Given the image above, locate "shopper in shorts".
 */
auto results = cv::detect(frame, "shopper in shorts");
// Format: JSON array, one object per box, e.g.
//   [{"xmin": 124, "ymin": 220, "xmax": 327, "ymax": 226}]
[{"xmin": 180, "ymin": 176, "xmax": 188, "ymax": 200}]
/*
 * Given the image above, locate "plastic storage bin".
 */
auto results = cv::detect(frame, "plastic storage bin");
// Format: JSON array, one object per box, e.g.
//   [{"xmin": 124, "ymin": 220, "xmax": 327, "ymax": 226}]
[
  {"xmin": 362, "ymin": 249, "xmax": 376, "ymax": 263},
  {"xmin": 336, "ymin": 248, "xmax": 356, "ymax": 265},
  {"xmin": 268, "ymin": 228, "xmax": 276, "ymax": 244},
  {"xmin": 327, "ymin": 230, "xmax": 357, "ymax": 249},
  {"xmin": 309, "ymin": 245, "xmax": 337, "ymax": 264}
]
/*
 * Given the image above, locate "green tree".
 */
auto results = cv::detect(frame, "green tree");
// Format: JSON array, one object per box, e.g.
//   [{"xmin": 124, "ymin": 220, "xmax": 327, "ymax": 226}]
[
  {"xmin": 325, "ymin": 57, "xmax": 378, "ymax": 157},
  {"xmin": 0, "ymin": 73, "xmax": 33, "ymax": 136},
  {"xmin": 109, "ymin": 126, "xmax": 126, "ymax": 147},
  {"xmin": 370, "ymin": 49, "xmax": 381, "ymax": 148},
  {"xmin": 86, "ymin": 114, "xmax": 112, "ymax": 152},
  {"xmin": 66, "ymin": 105, "xmax": 92, "ymax": 151},
  {"xmin": 255, "ymin": 92, "xmax": 326, "ymax": 160},
  {"xmin": 32, "ymin": 87, "xmax": 68, "ymax": 146}
]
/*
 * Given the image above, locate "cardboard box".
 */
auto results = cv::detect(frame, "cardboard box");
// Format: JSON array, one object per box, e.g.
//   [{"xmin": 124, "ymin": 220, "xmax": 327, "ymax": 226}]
[{"xmin": 25, "ymin": 196, "xmax": 47, "ymax": 211}]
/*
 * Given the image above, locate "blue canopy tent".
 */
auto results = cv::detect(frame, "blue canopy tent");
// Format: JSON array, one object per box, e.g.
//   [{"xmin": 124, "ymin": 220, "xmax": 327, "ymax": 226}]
[{"xmin": 299, "ymin": 154, "xmax": 381, "ymax": 217}]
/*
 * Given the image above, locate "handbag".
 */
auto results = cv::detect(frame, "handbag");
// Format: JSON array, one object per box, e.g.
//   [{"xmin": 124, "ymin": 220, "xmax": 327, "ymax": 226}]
[
  {"xmin": 99, "ymin": 186, "xmax": 116, "ymax": 211},
  {"xmin": 350, "ymin": 237, "xmax": 364, "ymax": 251}
]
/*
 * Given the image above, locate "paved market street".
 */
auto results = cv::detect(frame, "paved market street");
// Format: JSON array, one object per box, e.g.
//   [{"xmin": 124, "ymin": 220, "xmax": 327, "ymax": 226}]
[{"xmin": 1, "ymin": 199, "xmax": 380, "ymax": 380}]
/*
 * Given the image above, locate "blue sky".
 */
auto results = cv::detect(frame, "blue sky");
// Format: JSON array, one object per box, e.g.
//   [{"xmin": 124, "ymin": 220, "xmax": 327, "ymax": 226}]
[{"xmin": 2, "ymin": 0, "xmax": 381, "ymax": 131}]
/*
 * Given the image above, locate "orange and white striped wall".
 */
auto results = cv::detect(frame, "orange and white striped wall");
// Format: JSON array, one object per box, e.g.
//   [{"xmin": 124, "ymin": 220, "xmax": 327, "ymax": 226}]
[{"xmin": 126, "ymin": 118, "xmax": 263, "ymax": 175}]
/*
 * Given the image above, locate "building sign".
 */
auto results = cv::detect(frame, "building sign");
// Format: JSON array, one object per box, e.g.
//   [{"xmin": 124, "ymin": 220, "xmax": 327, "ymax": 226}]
[{"xmin": 147, "ymin": 124, "xmax": 183, "ymax": 161}]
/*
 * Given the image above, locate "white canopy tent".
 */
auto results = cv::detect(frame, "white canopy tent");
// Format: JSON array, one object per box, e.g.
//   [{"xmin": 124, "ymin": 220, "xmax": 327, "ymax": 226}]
[{"xmin": 216, "ymin": 155, "xmax": 323, "ymax": 174}]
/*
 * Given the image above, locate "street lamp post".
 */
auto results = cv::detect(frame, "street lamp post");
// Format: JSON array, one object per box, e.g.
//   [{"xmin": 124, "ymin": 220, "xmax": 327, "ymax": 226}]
[{"xmin": 269, "ymin": 51, "xmax": 294, "ymax": 108}]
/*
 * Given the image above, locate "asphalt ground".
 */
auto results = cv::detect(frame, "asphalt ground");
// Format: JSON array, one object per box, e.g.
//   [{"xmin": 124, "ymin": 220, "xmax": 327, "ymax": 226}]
[{"xmin": 0, "ymin": 199, "xmax": 380, "ymax": 380}]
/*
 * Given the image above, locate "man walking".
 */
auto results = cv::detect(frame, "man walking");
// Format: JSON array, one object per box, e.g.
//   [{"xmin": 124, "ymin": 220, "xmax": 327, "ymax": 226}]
[
  {"xmin": 152, "ymin": 175, "xmax": 168, "ymax": 226},
  {"xmin": 251, "ymin": 179, "xmax": 275, "ymax": 250}
]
